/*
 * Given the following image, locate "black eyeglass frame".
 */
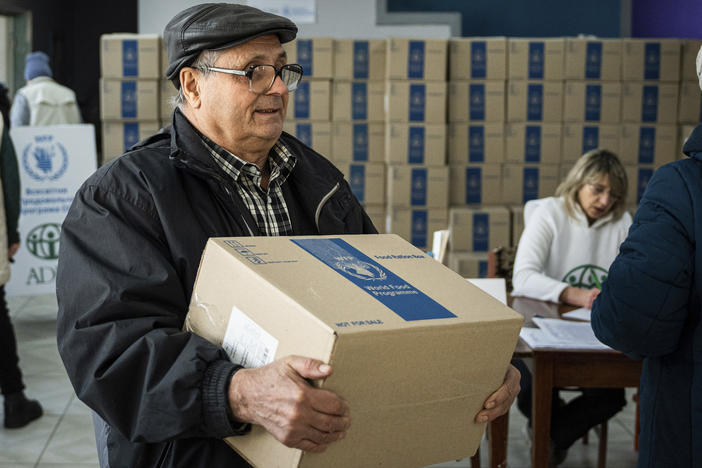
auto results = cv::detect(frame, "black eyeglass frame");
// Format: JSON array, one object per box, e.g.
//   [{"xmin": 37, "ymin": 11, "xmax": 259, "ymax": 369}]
[{"xmin": 200, "ymin": 63, "xmax": 304, "ymax": 94}]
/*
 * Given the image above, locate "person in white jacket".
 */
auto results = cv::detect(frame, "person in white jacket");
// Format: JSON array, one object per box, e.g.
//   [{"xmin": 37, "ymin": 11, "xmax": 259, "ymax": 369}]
[{"xmin": 511, "ymin": 149, "xmax": 631, "ymax": 465}]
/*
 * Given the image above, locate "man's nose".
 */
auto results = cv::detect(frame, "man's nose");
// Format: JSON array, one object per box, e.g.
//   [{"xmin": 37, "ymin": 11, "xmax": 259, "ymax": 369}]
[{"xmin": 268, "ymin": 73, "xmax": 289, "ymax": 95}]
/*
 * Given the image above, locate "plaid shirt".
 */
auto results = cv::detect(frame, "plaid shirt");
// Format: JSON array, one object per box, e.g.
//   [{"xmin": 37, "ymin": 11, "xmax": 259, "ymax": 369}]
[{"xmin": 200, "ymin": 136, "xmax": 296, "ymax": 236}]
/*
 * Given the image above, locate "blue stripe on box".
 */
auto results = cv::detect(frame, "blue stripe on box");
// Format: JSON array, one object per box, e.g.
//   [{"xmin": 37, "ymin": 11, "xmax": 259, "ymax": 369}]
[
  {"xmin": 291, "ymin": 238, "xmax": 456, "ymax": 321},
  {"xmin": 468, "ymin": 125, "xmax": 485, "ymax": 163},
  {"xmin": 641, "ymin": 85, "xmax": 658, "ymax": 122},
  {"xmin": 469, "ymin": 83, "xmax": 486, "ymax": 121},
  {"xmin": 409, "ymin": 84, "xmax": 426, "ymax": 122},
  {"xmin": 349, "ymin": 164, "xmax": 365, "ymax": 203},
  {"xmin": 644, "ymin": 42, "xmax": 660, "ymax": 80},
  {"xmin": 478, "ymin": 261, "xmax": 488, "ymax": 278},
  {"xmin": 122, "ymin": 40, "xmax": 138, "ymax": 77},
  {"xmin": 637, "ymin": 168, "xmax": 654, "ymax": 204},
  {"xmin": 352, "ymin": 124, "xmax": 368, "ymax": 162},
  {"xmin": 123, "ymin": 122, "xmax": 139, "ymax": 151},
  {"xmin": 527, "ymin": 84, "xmax": 543, "ymax": 121},
  {"xmin": 583, "ymin": 126, "xmax": 599, "ymax": 154},
  {"xmin": 471, "ymin": 41, "xmax": 487, "ymax": 79},
  {"xmin": 523, "ymin": 167, "xmax": 539, "ymax": 203},
  {"xmin": 351, "ymin": 82, "xmax": 367, "ymax": 120},
  {"xmin": 298, "ymin": 40, "xmax": 313, "ymax": 76},
  {"xmin": 585, "ymin": 84, "xmax": 602, "ymax": 121},
  {"xmin": 410, "ymin": 168, "xmax": 427, "ymax": 206},
  {"xmin": 585, "ymin": 42, "xmax": 602, "ymax": 79},
  {"xmin": 294, "ymin": 81, "xmax": 310, "ymax": 119},
  {"xmin": 120, "ymin": 81, "xmax": 137, "ymax": 118},
  {"xmin": 638, "ymin": 127, "xmax": 656, "ymax": 164},
  {"xmin": 411, "ymin": 210, "xmax": 428, "ymax": 249},
  {"xmin": 473, "ymin": 213, "xmax": 489, "ymax": 251},
  {"xmin": 408, "ymin": 40, "xmax": 425, "ymax": 79},
  {"xmin": 296, "ymin": 123, "xmax": 312, "ymax": 147},
  {"xmin": 528, "ymin": 42, "xmax": 545, "ymax": 79},
  {"xmin": 465, "ymin": 167, "xmax": 482, "ymax": 204},
  {"xmin": 408, "ymin": 126, "xmax": 425, "ymax": 164},
  {"xmin": 353, "ymin": 41, "xmax": 369, "ymax": 79},
  {"xmin": 525, "ymin": 125, "xmax": 541, "ymax": 163}
]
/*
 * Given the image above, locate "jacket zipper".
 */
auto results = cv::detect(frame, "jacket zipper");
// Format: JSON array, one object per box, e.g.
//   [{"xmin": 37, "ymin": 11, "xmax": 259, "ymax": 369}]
[{"xmin": 315, "ymin": 182, "xmax": 340, "ymax": 232}]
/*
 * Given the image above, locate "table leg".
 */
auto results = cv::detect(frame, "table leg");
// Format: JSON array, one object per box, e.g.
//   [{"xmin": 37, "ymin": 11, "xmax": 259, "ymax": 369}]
[
  {"xmin": 532, "ymin": 352, "xmax": 554, "ymax": 468},
  {"xmin": 489, "ymin": 412, "xmax": 509, "ymax": 468}
]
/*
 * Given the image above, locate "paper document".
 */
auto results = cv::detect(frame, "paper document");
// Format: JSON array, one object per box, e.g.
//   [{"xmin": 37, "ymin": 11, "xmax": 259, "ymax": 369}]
[
  {"xmin": 561, "ymin": 307, "xmax": 591, "ymax": 321},
  {"xmin": 467, "ymin": 278, "xmax": 507, "ymax": 305},
  {"xmin": 520, "ymin": 317, "xmax": 611, "ymax": 350}
]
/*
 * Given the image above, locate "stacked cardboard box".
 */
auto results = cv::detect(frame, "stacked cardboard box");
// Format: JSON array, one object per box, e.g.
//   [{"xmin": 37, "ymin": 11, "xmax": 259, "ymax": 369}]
[
  {"xmin": 385, "ymin": 38, "xmax": 449, "ymax": 249},
  {"xmin": 99, "ymin": 34, "xmax": 162, "ymax": 164}
]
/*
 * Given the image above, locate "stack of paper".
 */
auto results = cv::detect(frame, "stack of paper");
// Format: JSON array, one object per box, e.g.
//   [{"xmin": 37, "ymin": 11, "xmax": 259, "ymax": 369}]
[{"xmin": 519, "ymin": 317, "xmax": 611, "ymax": 350}]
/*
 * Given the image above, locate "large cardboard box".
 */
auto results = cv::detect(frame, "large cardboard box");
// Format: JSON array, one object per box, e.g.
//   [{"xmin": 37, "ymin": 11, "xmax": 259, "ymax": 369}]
[
  {"xmin": 447, "ymin": 252, "xmax": 490, "ymax": 278},
  {"xmin": 501, "ymin": 164, "xmax": 560, "ymax": 205},
  {"xmin": 185, "ymin": 235, "xmax": 522, "ymax": 468},
  {"xmin": 507, "ymin": 81, "xmax": 563, "ymax": 123},
  {"xmin": 386, "ymin": 208, "xmax": 449, "ymax": 249},
  {"xmin": 160, "ymin": 79, "xmax": 177, "ymax": 121},
  {"xmin": 619, "ymin": 124, "xmax": 677, "ymax": 168},
  {"xmin": 284, "ymin": 38, "xmax": 334, "ymax": 79},
  {"xmin": 362, "ymin": 204, "xmax": 386, "ymax": 233},
  {"xmin": 508, "ymin": 38, "xmax": 565, "ymax": 81},
  {"xmin": 677, "ymin": 81, "xmax": 702, "ymax": 124},
  {"xmin": 100, "ymin": 34, "xmax": 161, "ymax": 79},
  {"xmin": 283, "ymin": 121, "xmax": 333, "ymax": 158},
  {"xmin": 681, "ymin": 40, "xmax": 702, "ymax": 82},
  {"xmin": 100, "ymin": 78, "xmax": 159, "ymax": 121},
  {"xmin": 332, "ymin": 80, "xmax": 385, "ymax": 122},
  {"xmin": 331, "ymin": 122, "xmax": 385, "ymax": 163},
  {"xmin": 385, "ymin": 123, "xmax": 446, "ymax": 165},
  {"xmin": 621, "ymin": 82, "xmax": 679, "ymax": 124},
  {"xmin": 449, "ymin": 164, "xmax": 502, "ymax": 205},
  {"xmin": 288, "ymin": 80, "xmax": 331, "ymax": 121},
  {"xmin": 448, "ymin": 81, "xmax": 506, "ymax": 123},
  {"xmin": 449, "ymin": 206, "xmax": 510, "ymax": 252},
  {"xmin": 561, "ymin": 124, "xmax": 620, "ymax": 164},
  {"xmin": 101, "ymin": 121, "xmax": 160, "ymax": 163},
  {"xmin": 338, "ymin": 162, "xmax": 386, "ymax": 205},
  {"xmin": 385, "ymin": 81, "xmax": 447, "ymax": 124},
  {"xmin": 564, "ymin": 38, "xmax": 622, "ymax": 81},
  {"xmin": 449, "ymin": 37, "xmax": 507, "ymax": 81},
  {"xmin": 624, "ymin": 165, "xmax": 655, "ymax": 205},
  {"xmin": 448, "ymin": 123, "xmax": 505, "ymax": 164},
  {"xmin": 386, "ymin": 38, "xmax": 448, "ymax": 81},
  {"xmin": 562, "ymin": 81, "xmax": 622, "ymax": 123},
  {"xmin": 504, "ymin": 123, "xmax": 562, "ymax": 164},
  {"xmin": 509, "ymin": 205, "xmax": 524, "ymax": 246},
  {"xmin": 387, "ymin": 165, "xmax": 449, "ymax": 208},
  {"xmin": 622, "ymin": 39, "xmax": 681, "ymax": 82},
  {"xmin": 679, "ymin": 124, "xmax": 696, "ymax": 159},
  {"xmin": 333, "ymin": 39, "xmax": 386, "ymax": 80}
]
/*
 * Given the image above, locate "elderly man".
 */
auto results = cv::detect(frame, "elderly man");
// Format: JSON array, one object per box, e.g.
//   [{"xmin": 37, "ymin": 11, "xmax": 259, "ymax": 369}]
[{"xmin": 57, "ymin": 4, "xmax": 519, "ymax": 467}]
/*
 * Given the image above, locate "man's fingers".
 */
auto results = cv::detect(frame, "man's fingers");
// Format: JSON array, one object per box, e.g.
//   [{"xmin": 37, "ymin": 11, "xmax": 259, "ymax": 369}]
[
  {"xmin": 287, "ymin": 355, "xmax": 333, "ymax": 380},
  {"xmin": 308, "ymin": 387, "xmax": 350, "ymax": 417}
]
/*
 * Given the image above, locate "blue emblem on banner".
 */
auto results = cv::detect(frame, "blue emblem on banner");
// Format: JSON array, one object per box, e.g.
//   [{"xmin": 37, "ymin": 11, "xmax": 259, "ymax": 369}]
[
  {"xmin": 470, "ymin": 83, "xmax": 486, "ymax": 121},
  {"xmin": 296, "ymin": 123, "xmax": 312, "ymax": 147},
  {"xmin": 352, "ymin": 82, "xmax": 368, "ymax": 120},
  {"xmin": 349, "ymin": 164, "xmax": 365, "ymax": 203},
  {"xmin": 353, "ymin": 41, "xmax": 369, "ymax": 79},
  {"xmin": 583, "ymin": 126, "xmax": 599, "ymax": 154},
  {"xmin": 468, "ymin": 125, "xmax": 485, "ymax": 163},
  {"xmin": 121, "ymin": 81, "xmax": 137, "ymax": 119},
  {"xmin": 22, "ymin": 135, "xmax": 69, "ymax": 182},
  {"xmin": 411, "ymin": 168, "xmax": 427, "ymax": 206},
  {"xmin": 585, "ymin": 84, "xmax": 602, "ymax": 121},
  {"xmin": 122, "ymin": 40, "xmax": 138, "ymax": 77},
  {"xmin": 473, "ymin": 213, "xmax": 489, "ymax": 251},
  {"xmin": 408, "ymin": 40, "xmax": 425, "ymax": 79},
  {"xmin": 409, "ymin": 84, "xmax": 426, "ymax": 122},
  {"xmin": 123, "ymin": 122, "xmax": 139, "ymax": 151},
  {"xmin": 585, "ymin": 42, "xmax": 602, "ymax": 79},
  {"xmin": 641, "ymin": 85, "xmax": 658, "ymax": 122},
  {"xmin": 527, "ymin": 84, "xmax": 543, "ymax": 121},
  {"xmin": 352, "ymin": 124, "xmax": 368, "ymax": 161},
  {"xmin": 528, "ymin": 42, "xmax": 545, "ymax": 79},
  {"xmin": 292, "ymin": 238, "xmax": 456, "ymax": 321},
  {"xmin": 644, "ymin": 42, "xmax": 660, "ymax": 80},
  {"xmin": 294, "ymin": 81, "xmax": 310, "ymax": 119},
  {"xmin": 523, "ymin": 167, "xmax": 539, "ymax": 203},
  {"xmin": 298, "ymin": 40, "xmax": 313, "ymax": 76},
  {"xmin": 638, "ymin": 127, "xmax": 656, "ymax": 164},
  {"xmin": 466, "ymin": 167, "xmax": 482, "ymax": 204},
  {"xmin": 471, "ymin": 41, "xmax": 487, "ymax": 79},
  {"xmin": 408, "ymin": 126, "xmax": 425, "ymax": 164}
]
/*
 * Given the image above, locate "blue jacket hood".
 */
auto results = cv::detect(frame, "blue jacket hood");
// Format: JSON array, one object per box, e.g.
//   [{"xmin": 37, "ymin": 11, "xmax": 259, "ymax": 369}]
[{"xmin": 683, "ymin": 123, "xmax": 702, "ymax": 161}]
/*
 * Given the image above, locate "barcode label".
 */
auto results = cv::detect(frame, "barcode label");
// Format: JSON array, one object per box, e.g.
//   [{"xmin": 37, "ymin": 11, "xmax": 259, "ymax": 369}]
[{"xmin": 222, "ymin": 306, "xmax": 278, "ymax": 368}]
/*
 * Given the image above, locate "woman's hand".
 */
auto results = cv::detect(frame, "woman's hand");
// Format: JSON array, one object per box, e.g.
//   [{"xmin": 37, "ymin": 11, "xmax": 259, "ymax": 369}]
[{"xmin": 559, "ymin": 286, "xmax": 600, "ymax": 309}]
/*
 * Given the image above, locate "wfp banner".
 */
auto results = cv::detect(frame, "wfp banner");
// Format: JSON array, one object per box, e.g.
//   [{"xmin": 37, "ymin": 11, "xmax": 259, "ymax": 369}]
[{"xmin": 7, "ymin": 125, "xmax": 97, "ymax": 296}]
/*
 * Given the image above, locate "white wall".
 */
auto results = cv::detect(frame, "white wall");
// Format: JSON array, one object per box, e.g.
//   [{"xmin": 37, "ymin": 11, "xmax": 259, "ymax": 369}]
[{"xmin": 138, "ymin": 0, "xmax": 451, "ymax": 38}]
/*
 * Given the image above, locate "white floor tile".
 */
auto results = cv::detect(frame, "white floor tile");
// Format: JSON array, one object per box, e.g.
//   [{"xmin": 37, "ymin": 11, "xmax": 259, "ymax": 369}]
[
  {"xmin": 38, "ymin": 414, "xmax": 99, "ymax": 465},
  {"xmin": 0, "ymin": 414, "xmax": 58, "ymax": 464}
]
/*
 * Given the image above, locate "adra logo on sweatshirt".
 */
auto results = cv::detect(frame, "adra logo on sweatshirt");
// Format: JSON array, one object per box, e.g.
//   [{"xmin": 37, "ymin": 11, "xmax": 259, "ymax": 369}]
[{"xmin": 562, "ymin": 264, "xmax": 607, "ymax": 288}]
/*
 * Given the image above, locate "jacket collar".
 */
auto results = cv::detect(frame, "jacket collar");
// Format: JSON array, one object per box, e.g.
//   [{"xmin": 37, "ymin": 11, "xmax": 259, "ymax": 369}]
[{"xmin": 683, "ymin": 123, "xmax": 702, "ymax": 162}]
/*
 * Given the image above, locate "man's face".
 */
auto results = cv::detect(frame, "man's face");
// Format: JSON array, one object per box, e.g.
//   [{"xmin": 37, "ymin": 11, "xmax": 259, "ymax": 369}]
[{"xmin": 197, "ymin": 35, "xmax": 289, "ymax": 156}]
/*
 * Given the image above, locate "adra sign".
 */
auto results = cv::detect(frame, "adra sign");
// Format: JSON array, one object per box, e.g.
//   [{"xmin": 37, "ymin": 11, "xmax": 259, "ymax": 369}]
[{"xmin": 7, "ymin": 125, "xmax": 97, "ymax": 296}]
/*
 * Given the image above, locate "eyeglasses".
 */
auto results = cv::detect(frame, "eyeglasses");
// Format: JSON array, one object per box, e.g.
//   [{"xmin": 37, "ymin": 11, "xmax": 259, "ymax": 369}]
[{"xmin": 200, "ymin": 63, "xmax": 303, "ymax": 94}]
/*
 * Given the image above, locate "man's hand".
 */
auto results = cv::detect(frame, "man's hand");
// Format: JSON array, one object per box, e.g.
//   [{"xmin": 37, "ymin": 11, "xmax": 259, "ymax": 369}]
[
  {"xmin": 8, "ymin": 243, "xmax": 19, "ymax": 260},
  {"xmin": 474, "ymin": 364, "xmax": 520, "ymax": 423},
  {"xmin": 228, "ymin": 356, "xmax": 350, "ymax": 453},
  {"xmin": 560, "ymin": 286, "xmax": 601, "ymax": 309}
]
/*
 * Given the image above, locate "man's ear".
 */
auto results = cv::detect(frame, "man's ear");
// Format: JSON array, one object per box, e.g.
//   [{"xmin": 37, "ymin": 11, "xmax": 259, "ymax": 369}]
[{"xmin": 180, "ymin": 67, "xmax": 202, "ymax": 109}]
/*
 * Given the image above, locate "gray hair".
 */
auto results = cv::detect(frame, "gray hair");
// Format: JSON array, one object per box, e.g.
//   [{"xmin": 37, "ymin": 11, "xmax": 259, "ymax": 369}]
[
  {"xmin": 169, "ymin": 49, "xmax": 223, "ymax": 110},
  {"xmin": 556, "ymin": 148, "xmax": 628, "ymax": 221}
]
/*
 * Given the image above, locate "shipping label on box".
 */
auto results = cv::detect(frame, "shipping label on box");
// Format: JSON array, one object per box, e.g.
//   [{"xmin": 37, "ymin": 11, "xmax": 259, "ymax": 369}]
[
  {"xmin": 332, "ymin": 80, "xmax": 385, "ymax": 121},
  {"xmin": 501, "ymin": 164, "xmax": 559, "ymax": 204},
  {"xmin": 448, "ymin": 123, "xmax": 504, "ymax": 164},
  {"xmin": 447, "ymin": 252, "xmax": 489, "ymax": 278},
  {"xmin": 564, "ymin": 38, "xmax": 622, "ymax": 81},
  {"xmin": 622, "ymin": 39, "xmax": 681, "ymax": 82},
  {"xmin": 677, "ymin": 81, "xmax": 702, "ymax": 124},
  {"xmin": 561, "ymin": 124, "xmax": 620, "ymax": 163},
  {"xmin": 283, "ymin": 121, "xmax": 333, "ymax": 158},
  {"xmin": 504, "ymin": 123, "xmax": 562, "ymax": 164},
  {"xmin": 288, "ymin": 80, "xmax": 331, "ymax": 121},
  {"xmin": 386, "ymin": 209, "xmax": 449, "ymax": 249},
  {"xmin": 621, "ymin": 82, "xmax": 679, "ymax": 124},
  {"xmin": 448, "ymin": 81, "xmax": 505, "ymax": 123},
  {"xmin": 333, "ymin": 40, "xmax": 386, "ymax": 80},
  {"xmin": 186, "ymin": 234, "xmax": 522, "ymax": 468},
  {"xmin": 449, "ymin": 37, "xmax": 507, "ymax": 81},
  {"xmin": 449, "ymin": 206, "xmax": 510, "ymax": 252},
  {"xmin": 160, "ymin": 79, "xmax": 177, "ymax": 121},
  {"xmin": 562, "ymin": 81, "xmax": 622, "ymax": 123},
  {"xmin": 681, "ymin": 40, "xmax": 702, "ymax": 82},
  {"xmin": 509, "ymin": 205, "xmax": 524, "ymax": 246},
  {"xmin": 386, "ymin": 81, "xmax": 447, "ymax": 124},
  {"xmin": 619, "ymin": 124, "xmax": 677, "ymax": 168},
  {"xmin": 387, "ymin": 165, "xmax": 449, "ymax": 208},
  {"xmin": 362, "ymin": 204, "xmax": 386, "ymax": 233},
  {"xmin": 449, "ymin": 164, "xmax": 502, "ymax": 206},
  {"xmin": 100, "ymin": 78, "xmax": 159, "ymax": 121},
  {"xmin": 507, "ymin": 81, "xmax": 563, "ymax": 123},
  {"xmin": 331, "ymin": 122, "xmax": 385, "ymax": 163},
  {"xmin": 387, "ymin": 38, "xmax": 448, "ymax": 81},
  {"xmin": 679, "ymin": 124, "xmax": 696, "ymax": 159},
  {"xmin": 338, "ymin": 162, "xmax": 386, "ymax": 205},
  {"xmin": 283, "ymin": 38, "xmax": 334, "ymax": 79},
  {"xmin": 102, "ymin": 121, "xmax": 160, "ymax": 163},
  {"xmin": 508, "ymin": 38, "xmax": 565, "ymax": 81},
  {"xmin": 385, "ymin": 123, "xmax": 446, "ymax": 165},
  {"xmin": 100, "ymin": 34, "xmax": 161, "ymax": 79},
  {"xmin": 624, "ymin": 165, "xmax": 655, "ymax": 205}
]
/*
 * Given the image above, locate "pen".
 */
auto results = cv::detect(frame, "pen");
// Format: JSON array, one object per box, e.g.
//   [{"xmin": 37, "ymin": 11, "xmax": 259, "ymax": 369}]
[{"xmin": 591, "ymin": 270, "xmax": 603, "ymax": 289}]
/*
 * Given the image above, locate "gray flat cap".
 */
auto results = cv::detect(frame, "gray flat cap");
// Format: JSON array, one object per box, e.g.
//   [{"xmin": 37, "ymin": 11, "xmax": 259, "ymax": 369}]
[{"xmin": 164, "ymin": 3, "xmax": 297, "ymax": 86}]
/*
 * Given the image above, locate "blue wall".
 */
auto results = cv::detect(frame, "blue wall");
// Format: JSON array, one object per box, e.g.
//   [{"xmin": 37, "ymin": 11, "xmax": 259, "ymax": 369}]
[{"xmin": 386, "ymin": 0, "xmax": 623, "ymax": 37}]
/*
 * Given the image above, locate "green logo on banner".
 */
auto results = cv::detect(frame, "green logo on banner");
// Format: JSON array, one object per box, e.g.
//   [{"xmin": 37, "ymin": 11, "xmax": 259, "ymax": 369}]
[
  {"xmin": 562, "ymin": 264, "xmax": 607, "ymax": 288},
  {"xmin": 26, "ymin": 223, "xmax": 61, "ymax": 260}
]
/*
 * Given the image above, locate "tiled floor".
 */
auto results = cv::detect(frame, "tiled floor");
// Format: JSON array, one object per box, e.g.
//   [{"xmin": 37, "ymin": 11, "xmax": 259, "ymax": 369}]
[{"xmin": 0, "ymin": 294, "xmax": 640, "ymax": 468}]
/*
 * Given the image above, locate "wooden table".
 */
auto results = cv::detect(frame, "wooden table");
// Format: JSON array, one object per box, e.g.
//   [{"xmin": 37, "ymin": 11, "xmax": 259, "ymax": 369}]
[{"xmin": 492, "ymin": 297, "xmax": 643, "ymax": 468}]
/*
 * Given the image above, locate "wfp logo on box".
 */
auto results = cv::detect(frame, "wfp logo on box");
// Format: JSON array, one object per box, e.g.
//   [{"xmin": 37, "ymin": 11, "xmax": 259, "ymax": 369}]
[
  {"xmin": 335, "ymin": 257, "xmax": 387, "ymax": 281},
  {"xmin": 22, "ymin": 135, "xmax": 68, "ymax": 182}
]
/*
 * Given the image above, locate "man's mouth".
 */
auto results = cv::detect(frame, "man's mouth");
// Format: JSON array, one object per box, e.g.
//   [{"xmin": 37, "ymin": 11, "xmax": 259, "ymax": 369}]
[{"xmin": 255, "ymin": 108, "xmax": 280, "ymax": 114}]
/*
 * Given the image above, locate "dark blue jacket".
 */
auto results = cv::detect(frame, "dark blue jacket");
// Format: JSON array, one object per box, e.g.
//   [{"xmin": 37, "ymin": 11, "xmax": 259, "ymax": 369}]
[{"xmin": 592, "ymin": 123, "xmax": 702, "ymax": 468}]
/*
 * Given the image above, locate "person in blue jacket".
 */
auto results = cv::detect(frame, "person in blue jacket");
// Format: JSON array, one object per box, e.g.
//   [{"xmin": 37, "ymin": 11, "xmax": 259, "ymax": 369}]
[{"xmin": 591, "ymin": 46, "xmax": 702, "ymax": 468}]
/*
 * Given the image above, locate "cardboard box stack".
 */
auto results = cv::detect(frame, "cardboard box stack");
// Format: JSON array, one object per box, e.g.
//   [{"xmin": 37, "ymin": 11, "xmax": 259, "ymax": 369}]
[
  {"xmin": 99, "ymin": 34, "xmax": 162, "ymax": 164},
  {"xmin": 385, "ymin": 38, "xmax": 449, "ymax": 250}
]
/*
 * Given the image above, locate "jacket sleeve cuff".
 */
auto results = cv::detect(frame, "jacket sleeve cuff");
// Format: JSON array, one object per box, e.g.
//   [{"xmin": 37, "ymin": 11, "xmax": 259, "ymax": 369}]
[{"xmin": 201, "ymin": 360, "xmax": 251, "ymax": 438}]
